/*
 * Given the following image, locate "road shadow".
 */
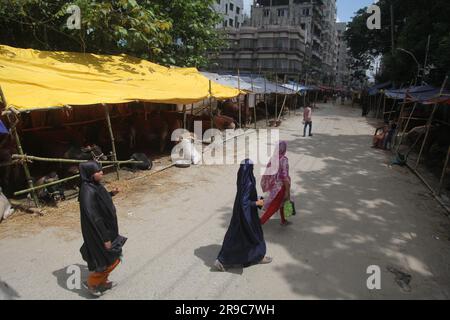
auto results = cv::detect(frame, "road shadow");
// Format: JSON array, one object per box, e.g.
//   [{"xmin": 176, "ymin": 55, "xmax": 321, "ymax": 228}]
[
  {"xmin": 214, "ymin": 106, "xmax": 450, "ymax": 298},
  {"xmin": 0, "ymin": 279, "xmax": 20, "ymax": 300},
  {"xmin": 194, "ymin": 244, "xmax": 244, "ymax": 275},
  {"xmin": 52, "ymin": 264, "xmax": 97, "ymax": 299}
]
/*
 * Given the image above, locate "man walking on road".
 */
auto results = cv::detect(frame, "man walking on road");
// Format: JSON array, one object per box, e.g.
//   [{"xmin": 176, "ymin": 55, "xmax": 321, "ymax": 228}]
[{"xmin": 303, "ymin": 105, "xmax": 313, "ymax": 137}]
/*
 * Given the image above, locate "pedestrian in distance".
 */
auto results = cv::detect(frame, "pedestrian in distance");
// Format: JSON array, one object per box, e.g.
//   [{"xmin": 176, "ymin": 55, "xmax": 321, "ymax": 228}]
[
  {"xmin": 303, "ymin": 105, "xmax": 313, "ymax": 137},
  {"xmin": 215, "ymin": 159, "xmax": 272, "ymax": 272},
  {"xmin": 260, "ymin": 141, "xmax": 291, "ymax": 226},
  {"xmin": 78, "ymin": 161, "xmax": 127, "ymax": 297}
]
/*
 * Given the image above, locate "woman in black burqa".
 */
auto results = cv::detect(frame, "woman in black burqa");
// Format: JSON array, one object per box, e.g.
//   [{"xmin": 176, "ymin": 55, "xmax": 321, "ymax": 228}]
[
  {"xmin": 78, "ymin": 161, "xmax": 126, "ymax": 296},
  {"xmin": 215, "ymin": 159, "xmax": 272, "ymax": 271}
]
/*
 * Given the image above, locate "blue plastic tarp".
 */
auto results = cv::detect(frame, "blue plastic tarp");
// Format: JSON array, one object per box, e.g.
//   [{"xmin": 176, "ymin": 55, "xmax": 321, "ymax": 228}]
[
  {"xmin": 0, "ymin": 120, "xmax": 8, "ymax": 134},
  {"xmin": 368, "ymin": 81, "xmax": 392, "ymax": 96}
]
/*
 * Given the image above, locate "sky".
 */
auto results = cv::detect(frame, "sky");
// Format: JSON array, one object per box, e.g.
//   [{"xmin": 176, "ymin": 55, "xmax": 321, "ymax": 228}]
[{"xmin": 243, "ymin": 0, "xmax": 375, "ymax": 22}]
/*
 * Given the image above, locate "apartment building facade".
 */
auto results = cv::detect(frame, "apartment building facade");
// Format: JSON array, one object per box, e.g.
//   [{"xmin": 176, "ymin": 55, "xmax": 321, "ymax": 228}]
[
  {"xmin": 213, "ymin": 25, "xmax": 306, "ymax": 77},
  {"xmin": 335, "ymin": 22, "xmax": 350, "ymax": 87},
  {"xmin": 213, "ymin": 0, "xmax": 245, "ymax": 29}
]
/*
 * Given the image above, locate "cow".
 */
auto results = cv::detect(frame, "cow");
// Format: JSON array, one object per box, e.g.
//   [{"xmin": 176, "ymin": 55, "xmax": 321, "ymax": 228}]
[
  {"xmin": 221, "ymin": 100, "xmax": 251, "ymax": 126},
  {"xmin": 34, "ymin": 172, "xmax": 65, "ymax": 204}
]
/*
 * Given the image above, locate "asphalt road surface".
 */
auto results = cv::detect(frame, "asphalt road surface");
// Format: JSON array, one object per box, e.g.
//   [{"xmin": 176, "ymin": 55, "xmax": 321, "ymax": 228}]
[{"xmin": 1, "ymin": 102, "xmax": 450, "ymax": 300}]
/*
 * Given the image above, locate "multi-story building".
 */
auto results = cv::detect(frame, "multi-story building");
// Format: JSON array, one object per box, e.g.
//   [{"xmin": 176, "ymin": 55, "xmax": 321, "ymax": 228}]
[
  {"xmin": 212, "ymin": 25, "xmax": 306, "ymax": 77},
  {"xmin": 211, "ymin": 0, "xmax": 339, "ymax": 84},
  {"xmin": 213, "ymin": 0, "xmax": 245, "ymax": 29},
  {"xmin": 335, "ymin": 22, "xmax": 350, "ymax": 88},
  {"xmin": 249, "ymin": 0, "xmax": 337, "ymax": 84}
]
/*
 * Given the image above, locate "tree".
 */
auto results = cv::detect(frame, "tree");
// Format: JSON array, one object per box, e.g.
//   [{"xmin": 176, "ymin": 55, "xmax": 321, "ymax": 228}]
[
  {"xmin": 344, "ymin": 0, "xmax": 450, "ymax": 86},
  {"xmin": 0, "ymin": 0, "xmax": 224, "ymax": 68}
]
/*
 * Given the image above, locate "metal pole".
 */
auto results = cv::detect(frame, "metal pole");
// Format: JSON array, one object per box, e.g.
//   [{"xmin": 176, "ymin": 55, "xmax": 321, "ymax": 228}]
[
  {"xmin": 103, "ymin": 104, "xmax": 120, "ymax": 180},
  {"xmin": 415, "ymin": 76, "xmax": 448, "ymax": 169}
]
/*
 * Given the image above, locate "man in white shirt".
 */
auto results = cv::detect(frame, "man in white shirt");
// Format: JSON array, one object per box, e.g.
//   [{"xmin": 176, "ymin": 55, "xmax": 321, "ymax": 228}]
[{"xmin": 303, "ymin": 105, "xmax": 313, "ymax": 137}]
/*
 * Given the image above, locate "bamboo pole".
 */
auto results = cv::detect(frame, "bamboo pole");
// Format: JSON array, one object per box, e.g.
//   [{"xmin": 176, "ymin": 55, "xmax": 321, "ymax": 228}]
[
  {"xmin": 208, "ymin": 80, "xmax": 214, "ymax": 130},
  {"xmin": 103, "ymin": 104, "xmax": 120, "ymax": 180},
  {"xmin": 277, "ymin": 95, "xmax": 288, "ymax": 122},
  {"xmin": 264, "ymin": 76, "xmax": 268, "ymax": 127},
  {"xmin": 382, "ymin": 95, "xmax": 387, "ymax": 120},
  {"xmin": 237, "ymin": 69, "xmax": 242, "ymax": 129},
  {"xmin": 251, "ymin": 74, "xmax": 257, "ymax": 129},
  {"xmin": 275, "ymin": 74, "xmax": 278, "ymax": 121},
  {"xmin": 396, "ymin": 102, "xmax": 418, "ymax": 153},
  {"xmin": 14, "ymin": 165, "xmax": 115, "ymax": 196},
  {"xmin": 182, "ymin": 105, "xmax": 187, "ymax": 130},
  {"xmin": 438, "ymin": 146, "xmax": 450, "ymax": 196},
  {"xmin": 11, "ymin": 154, "xmax": 144, "ymax": 165},
  {"xmin": 7, "ymin": 112, "xmax": 40, "ymax": 207},
  {"xmin": 0, "ymin": 85, "xmax": 7, "ymax": 111},
  {"xmin": 415, "ymin": 76, "xmax": 448, "ymax": 169}
]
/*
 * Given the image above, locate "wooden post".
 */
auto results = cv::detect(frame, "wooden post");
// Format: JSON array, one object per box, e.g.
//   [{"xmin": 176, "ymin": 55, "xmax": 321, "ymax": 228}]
[
  {"xmin": 103, "ymin": 104, "xmax": 120, "ymax": 180},
  {"xmin": 438, "ymin": 146, "xmax": 450, "ymax": 196},
  {"xmin": 6, "ymin": 111, "xmax": 40, "ymax": 207},
  {"xmin": 382, "ymin": 95, "xmax": 387, "ymax": 121},
  {"xmin": 415, "ymin": 76, "xmax": 448, "ymax": 169}
]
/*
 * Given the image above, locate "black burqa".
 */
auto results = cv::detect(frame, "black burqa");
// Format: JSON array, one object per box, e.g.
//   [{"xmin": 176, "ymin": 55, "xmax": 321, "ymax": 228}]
[
  {"xmin": 217, "ymin": 159, "xmax": 266, "ymax": 267},
  {"xmin": 78, "ymin": 162, "xmax": 126, "ymax": 272}
]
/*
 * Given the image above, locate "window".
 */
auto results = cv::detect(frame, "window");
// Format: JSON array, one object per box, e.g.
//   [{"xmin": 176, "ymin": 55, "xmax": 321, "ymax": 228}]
[
  {"xmin": 263, "ymin": 9, "xmax": 270, "ymax": 17},
  {"xmin": 224, "ymin": 20, "xmax": 228, "ymax": 27},
  {"xmin": 229, "ymin": 18, "xmax": 234, "ymax": 26},
  {"xmin": 229, "ymin": 3, "xmax": 234, "ymax": 11},
  {"xmin": 236, "ymin": 7, "xmax": 240, "ymax": 14},
  {"xmin": 277, "ymin": 8, "xmax": 288, "ymax": 17},
  {"xmin": 225, "ymin": 4, "xmax": 228, "ymax": 14},
  {"xmin": 303, "ymin": 8, "xmax": 310, "ymax": 16}
]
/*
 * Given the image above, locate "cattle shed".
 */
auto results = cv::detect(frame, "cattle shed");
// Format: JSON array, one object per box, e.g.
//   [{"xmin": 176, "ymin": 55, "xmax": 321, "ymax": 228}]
[{"xmin": 0, "ymin": 45, "xmax": 240, "ymax": 207}]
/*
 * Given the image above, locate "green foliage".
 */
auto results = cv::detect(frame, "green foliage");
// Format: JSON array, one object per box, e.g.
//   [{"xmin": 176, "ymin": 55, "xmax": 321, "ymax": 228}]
[
  {"xmin": 344, "ymin": 0, "xmax": 450, "ymax": 86},
  {"xmin": 0, "ymin": 0, "xmax": 224, "ymax": 67}
]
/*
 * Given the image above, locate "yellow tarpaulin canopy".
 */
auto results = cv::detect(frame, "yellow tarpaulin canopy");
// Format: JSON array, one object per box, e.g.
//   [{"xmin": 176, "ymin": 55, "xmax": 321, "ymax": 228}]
[{"xmin": 0, "ymin": 45, "xmax": 240, "ymax": 111}]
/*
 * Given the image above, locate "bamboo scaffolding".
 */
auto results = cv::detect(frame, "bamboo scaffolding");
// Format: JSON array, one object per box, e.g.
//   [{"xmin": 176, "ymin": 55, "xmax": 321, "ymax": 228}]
[
  {"xmin": 438, "ymin": 146, "xmax": 450, "ymax": 196},
  {"xmin": 103, "ymin": 104, "xmax": 120, "ymax": 180},
  {"xmin": 415, "ymin": 76, "xmax": 448, "ymax": 169}
]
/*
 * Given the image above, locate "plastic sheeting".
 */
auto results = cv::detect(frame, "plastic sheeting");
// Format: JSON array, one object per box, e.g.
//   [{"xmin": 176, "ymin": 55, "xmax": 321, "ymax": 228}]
[
  {"xmin": 384, "ymin": 85, "xmax": 450, "ymax": 104},
  {"xmin": 201, "ymin": 72, "xmax": 257, "ymax": 92},
  {"xmin": 0, "ymin": 120, "xmax": 8, "ymax": 134},
  {"xmin": 0, "ymin": 45, "xmax": 240, "ymax": 111}
]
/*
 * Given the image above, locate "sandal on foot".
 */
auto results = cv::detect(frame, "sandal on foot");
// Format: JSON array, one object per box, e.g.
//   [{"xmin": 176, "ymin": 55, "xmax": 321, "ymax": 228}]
[
  {"xmin": 214, "ymin": 259, "xmax": 226, "ymax": 272},
  {"xmin": 259, "ymin": 256, "xmax": 273, "ymax": 264},
  {"xmin": 82, "ymin": 282, "xmax": 103, "ymax": 297}
]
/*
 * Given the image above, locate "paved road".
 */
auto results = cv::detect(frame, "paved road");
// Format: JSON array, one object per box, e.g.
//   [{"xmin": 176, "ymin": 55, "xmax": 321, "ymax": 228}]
[{"xmin": 1, "ymin": 102, "xmax": 450, "ymax": 300}]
